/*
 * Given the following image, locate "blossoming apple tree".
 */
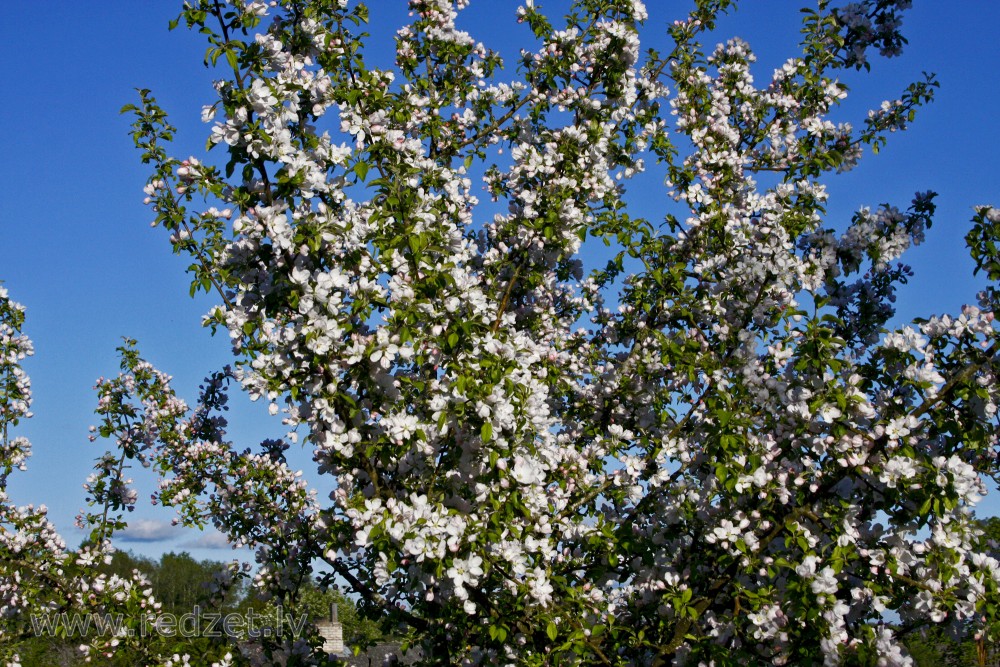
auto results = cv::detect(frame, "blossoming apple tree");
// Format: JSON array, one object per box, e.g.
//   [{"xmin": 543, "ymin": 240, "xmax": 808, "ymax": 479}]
[
  {"xmin": 5, "ymin": 0, "xmax": 1000, "ymax": 664},
  {"xmin": 0, "ymin": 289, "xmax": 194, "ymax": 665}
]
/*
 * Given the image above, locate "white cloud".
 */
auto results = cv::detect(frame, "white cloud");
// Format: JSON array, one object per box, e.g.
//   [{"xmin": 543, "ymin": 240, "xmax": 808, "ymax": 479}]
[
  {"xmin": 180, "ymin": 531, "xmax": 233, "ymax": 550},
  {"xmin": 118, "ymin": 519, "xmax": 176, "ymax": 543}
]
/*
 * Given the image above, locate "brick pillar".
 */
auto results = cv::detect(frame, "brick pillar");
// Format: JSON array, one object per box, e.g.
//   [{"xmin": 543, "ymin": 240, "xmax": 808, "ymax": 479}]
[{"xmin": 317, "ymin": 603, "xmax": 344, "ymax": 655}]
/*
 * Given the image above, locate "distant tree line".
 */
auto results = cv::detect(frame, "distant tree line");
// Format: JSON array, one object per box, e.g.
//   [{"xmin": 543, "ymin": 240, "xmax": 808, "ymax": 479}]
[{"xmin": 12, "ymin": 550, "xmax": 388, "ymax": 666}]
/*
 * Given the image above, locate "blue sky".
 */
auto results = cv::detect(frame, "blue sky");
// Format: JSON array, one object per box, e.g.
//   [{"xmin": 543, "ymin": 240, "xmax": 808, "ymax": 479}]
[{"xmin": 1, "ymin": 1, "xmax": 998, "ymax": 561}]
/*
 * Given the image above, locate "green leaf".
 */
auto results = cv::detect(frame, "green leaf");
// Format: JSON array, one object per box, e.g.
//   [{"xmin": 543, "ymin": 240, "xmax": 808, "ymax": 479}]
[
  {"xmin": 546, "ymin": 621, "xmax": 558, "ymax": 641},
  {"xmin": 481, "ymin": 422, "xmax": 493, "ymax": 442},
  {"xmin": 354, "ymin": 161, "xmax": 370, "ymax": 181}
]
